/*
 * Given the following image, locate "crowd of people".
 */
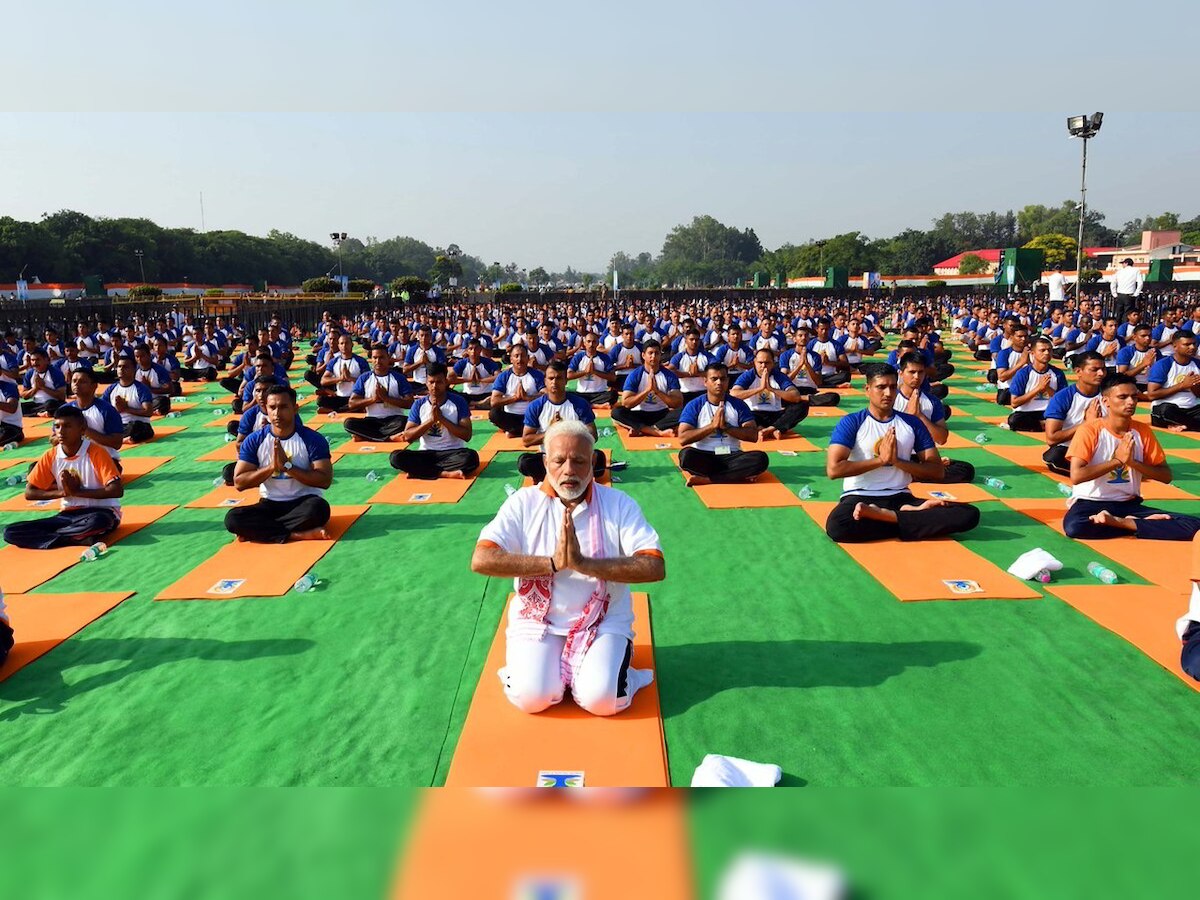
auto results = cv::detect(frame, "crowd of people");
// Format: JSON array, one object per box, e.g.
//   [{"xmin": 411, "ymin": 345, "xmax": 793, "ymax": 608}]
[{"xmin": 2, "ymin": 286, "xmax": 1200, "ymax": 699}]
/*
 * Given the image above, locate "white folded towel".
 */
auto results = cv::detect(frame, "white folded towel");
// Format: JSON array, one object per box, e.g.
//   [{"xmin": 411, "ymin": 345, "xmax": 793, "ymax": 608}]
[
  {"xmin": 691, "ymin": 753, "xmax": 781, "ymax": 787},
  {"xmin": 718, "ymin": 852, "xmax": 847, "ymax": 900},
  {"xmin": 1007, "ymin": 547, "xmax": 1063, "ymax": 580}
]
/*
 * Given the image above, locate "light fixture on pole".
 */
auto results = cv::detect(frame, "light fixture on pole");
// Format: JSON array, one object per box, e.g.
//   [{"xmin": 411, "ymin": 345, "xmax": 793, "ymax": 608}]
[
  {"xmin": 1066, "ymin": 112, "xmax": 1103, "ymax": 297},
  {"xmin": 134, "ymin": 249, "xmax": 146, "ymax": 284},
  {"xmin": 330, "ymin": 232, "xmax": 348, "ymax": 293}
]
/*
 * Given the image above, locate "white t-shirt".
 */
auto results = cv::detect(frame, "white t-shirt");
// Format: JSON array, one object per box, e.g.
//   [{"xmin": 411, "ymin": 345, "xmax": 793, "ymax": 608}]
[
  {"xmin": 478, "ymin": 483, "xmax": 662, "ymax": 640},
  {"xmin": 408, "ymin": 393, "xmax": 471, "ymax": 451},
  {"xmin": 1048, "ymin": 271, "xmax": 1068, "ymax": 303},
  {"xmin": 828, "ymin": 409, "xmax": 936, "ymax": 496},
  {"xmin": 328, "ymin": 355, "xmax": 368, "ymax": 398}
]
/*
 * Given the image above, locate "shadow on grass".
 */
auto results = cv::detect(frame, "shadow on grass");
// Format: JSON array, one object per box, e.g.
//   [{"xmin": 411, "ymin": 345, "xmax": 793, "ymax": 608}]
[
  {"xmin": 657, "ymin": 638, "xmax": 983, "ymax": 716},
  {"xmin": 0, "ymin": 636, "xmax": 315, "ymax": 719}
]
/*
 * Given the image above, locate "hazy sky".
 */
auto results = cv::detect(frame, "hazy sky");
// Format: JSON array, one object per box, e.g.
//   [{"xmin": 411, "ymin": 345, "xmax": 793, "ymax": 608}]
[{"xmin": 3, "ymin": 2, "xmax": 1195, "ymax": 272}]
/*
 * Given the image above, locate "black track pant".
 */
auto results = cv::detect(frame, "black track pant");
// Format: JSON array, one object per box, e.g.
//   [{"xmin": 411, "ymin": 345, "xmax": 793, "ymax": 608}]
[
  {"xmin": 1043, "ymin": 444, "xmax": 1070, "ymax": 474},
  {"xmin": 224, "ymin": 495, "xmax": 331, "ymax": 544},
  {"xmin": 610, "ymin": 406, "xmax": 673, "ymax": 432},
  {"xmin": 150, "ymin": 395, "xmax": 170, "ymax": 416},
  {"xmin": 576, "ymin": 388, "xmax": 616, "ymax": 406},
  {"xmin": 0, "ymin": 424, "xmax": 24, "ymax": 446},
  {"xmin": 678, "ymin": 447, "xmax": 769, "ymax": 482},
  {"xmin": 1007, "ymin": 411, "xmax": 1045, "ymax": 433},
  {"xmin": 389, "ymin": 447, "xmax": 480, "ymax": 479},
  {"xmin": 1151, "ymin": 404, "xmax": 1200, "ymax": 432},
  {"xmin": 825, "ymin": 491, "xmax": 980, "ymax": 543},
  {"xmin": 518, "ymin": 449, "xmax": 607, "ymax": 482},
  {"xmin": 821, "ymin": 371, "xmax": 850, "ymax": 387},
  {"xmin": 21, "ymin": 399, "xmax": 62, "ymax": 417},
  {"xmin": 751, "ymin": 403, "xmax": 808, "ymax": 433},
  {"xmin": 4, "ymin": 507, "xmax": 120, "ymax": 549},
  {"xmin": 318, "ymin": 394, "xmax": 351, "ymax": 413},
  {"xmin": 796, "ymin": 387, "xmax": 841, "ymax": 407},
  {"xmin": 489, "ymin": 406, "xmax": 526, "ymax": 437},
  {"xmin": 123, "ymin": 421, "xmax": 154, "ymax": 443},
  {"xmin": 344, "ymin": 415, "xmax": 407, "ymax": 441},
  {"xmin": 179, "ymin": 366, "xmax": 216, "ymax": 382},
  {"xmin": 219, "ymin": 375, "xmax": 242, "ymax": 394},
  {"xmin": 1182, "ymin": 621, "xmax": 1200, "ymax": 682}
]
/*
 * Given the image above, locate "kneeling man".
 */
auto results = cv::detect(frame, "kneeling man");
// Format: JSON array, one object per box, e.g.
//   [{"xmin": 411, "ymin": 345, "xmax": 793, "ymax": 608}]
[
  {"xmin": 471, "ymin": 420, "xmax": 665, "ymax": 716},
  {"xmin": 226, "ymin": 386, "xmax": 333, "ymax": 543}
]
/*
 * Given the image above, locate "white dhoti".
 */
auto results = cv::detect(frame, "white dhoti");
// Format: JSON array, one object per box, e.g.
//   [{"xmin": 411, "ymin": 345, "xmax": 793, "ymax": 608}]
[{"xmin": 500, "ymin": 630, "xmax": 654, "ymax": 716}]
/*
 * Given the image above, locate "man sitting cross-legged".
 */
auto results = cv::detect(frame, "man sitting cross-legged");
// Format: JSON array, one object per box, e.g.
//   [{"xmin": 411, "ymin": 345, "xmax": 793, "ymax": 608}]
[
  {"xmin": 1043, "ymin": 351, "xmax": 1107, "ymax": 474},
  {"xmin": 730, "ymin": 347, "xmax": 809, "ymax": 439},
  {"xmin": 779, "ymin": 326, "xmax": 841, "ymax": 406},
  {"xmin": 226, "ymin": 385, "xmax": 333, "ymax": 543},
  {"xmin": 677, "ymin": 362, "xmax": 769, "ymax": 485},
  {"xmin": 566, "ymin": 330, "xmax": 619, "ymax": 407},
  {"xmin": 343, "ymin": 343, "xmax": 413, "ymax": 442},
  {"xmin": 518, "ymin": 360, "xmax": 606, "ymax": 483},
  {"xmin": 3, "ymin": 405, "xmax": 123, "ymax": 549},
  {"xmin": 132, "ymin": 344, "xmax": 174, "ymax": 416},
  {"xmin": 489, "ymin": 343, "xmax": 546, "ymax": 438},
  {"xmin": 471, "ymin": 419, "xmax": 665, "ymax": 717},
  {"xmin": 664, "ymin": 328, "xmax": 712, "ymax": 406},
  {"xmin": 450, "ymin": 338, "xmax": 501, "ymax": 410},
  {"xmin": 65, "ymin": 369, "xmax": 124, "ymax": 466},
  {"xmin": 221, "ymin": 375, "xmax": 300, "ymax": 485},
  {"xmin": 389, "ymin": 362, "xmax": 481, "ymax": 480},
  {"xmin": 1147, "ymin": 331, "xmax": 1200, "ymax": 431},
  {"xmin": 102, "ymin": 357, "xmax": 156, "ymax": 444},
  {"xmin": 1063, "ymin": 372, "xmax": 1200, "ymax": 541},
  {"xmin": 824, "ymin": 363, "xmax": 980, "ymax": 543},
  {"xmin": 318, "ymin": 334, "xmax": 369, "ymax": 414},
  {"xmin": 894, "ymin": 351, "xmax": 975, "ymax": 484},
  {"xmin": 19, "ymin": 348, "xmax": 66, "ymax": 418},
  {"xmin": 0, "ymin": 373, "xmax": 24, "ymax": 448},
  {"xmin": 610, "ymin": 340, "xmax": 684, "ymax": 437},
  {"xmin": 1006, "ymin": 335, "xmax": 1067, "ymax": 433}
]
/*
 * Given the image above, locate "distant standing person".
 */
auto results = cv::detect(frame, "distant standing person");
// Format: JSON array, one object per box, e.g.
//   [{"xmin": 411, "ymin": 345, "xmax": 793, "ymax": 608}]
[
  {"xmin": 1110, "ymin": 258, "xmax": 1143, "ymax": 322},
  {"xmin": 1047, "ymin": 264, "xmax": 1069, "ymax": 313}
]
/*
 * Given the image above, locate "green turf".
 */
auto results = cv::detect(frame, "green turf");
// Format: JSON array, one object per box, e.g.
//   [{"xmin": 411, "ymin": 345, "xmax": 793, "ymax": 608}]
[{"xmin": 0, "ymin": 353, "xmax": 1198, "ymax": 786}]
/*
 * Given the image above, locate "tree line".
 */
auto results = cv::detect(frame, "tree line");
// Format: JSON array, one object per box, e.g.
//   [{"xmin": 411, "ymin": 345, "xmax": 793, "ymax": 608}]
[{"xmin": 1, "ymin": 204, "xmax": 1196, "ymax": 291}]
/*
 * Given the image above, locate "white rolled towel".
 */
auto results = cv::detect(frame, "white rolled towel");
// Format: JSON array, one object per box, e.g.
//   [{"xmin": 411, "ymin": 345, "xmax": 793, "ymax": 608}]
[
  {"xmin": 1007, "ymin": 547, "xmax": 1063, "ymax": 580},
  {"xmin": 690, "ymin": 753, "xmax": 781, "ymax": 787}
]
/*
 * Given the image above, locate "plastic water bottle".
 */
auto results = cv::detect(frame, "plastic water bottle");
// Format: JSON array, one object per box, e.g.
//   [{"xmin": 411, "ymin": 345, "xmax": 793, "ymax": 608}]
[
  {"xmin": 5, "ymin": 474, "xmax": 22, "ymax": 487},
  {"xmin": 1034, "ymin": 568, "xmax": 1052, "ymax": 584},
  {"xmin": 166, "ymin": 410, "xmax": 182, "ymax": 418},
  {"xmin": 973, "ymin": 433, "xmax": 991, "ymax": 444},
  {"xmin": 293, "ymin": 572, "xmax": 319, "ymax": 593},
  {"xmin": 223, "ymin": 433, "xmax": 237, "ymax": 443},
  {"xmin": 975, "ymin": 383, "xmax": 990, "ymax": 392},
  {"xmin": 1087, "ymin": 561, "xmax": 1118, "ymax": 584},
  {"xmin": 600, "ymin": 427, "xmax": 614, "ymax": 437},
  {"xmin": 365, "ymin": 470, "xmax": 380, "ymax": 482},
  {"xmin": 80, "ymin": 542, "xmax": 107, "ymax": 562},
  {"xmin": 1057, "ymin": 482, "xmax": 1073, "ymax": 497},
  {"xmin": 797, "ymin": 485, "xmax": 814, "ymax": 500},
  {"xmin": 984, "ymin": 476, "xmax": 1007, "ymax": 490},
  {"xmin": 998, "ymin": 422, "xmax": 1011, "ymax": 430},
  {"xmin": 212, "ymin": 408, "xmax": 225, "ymax": 416},
  {"xmin": 0, "ymin": 441, "xmax": 18, "ymax": 452},
  {"xmin": 504, "ymin": 484, "xmax": 518, "ymax": 497},
  {"xmin": 326, "ymin": 411, "xmax": 337, "ymax": 419},
  {"xmin": 212, "ymin": 475, "xmax": 225, "ymax": 486}
]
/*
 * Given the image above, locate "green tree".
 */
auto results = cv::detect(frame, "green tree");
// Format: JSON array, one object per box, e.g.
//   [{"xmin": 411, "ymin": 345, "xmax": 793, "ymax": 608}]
[
  {"xmin": 871, "ymin": 229, "xmax": 955, "ymax": 275},
  {"xmin": 957, "ymin": 253, "xmax": 989, "ymax": 275},
  {"xmin": 1022, "ymin": 233, "xmax": 1077, "ymax": 268},
  {"xmin": 429, "ymin": 254, "xmax": 463, "ymax": 285},
  {"xmin": 657, "ymin": 215, "xmax": 763, "ymax": 286},
  {"xmin": 1017, "ymin": 201, "xmax": 1115, "ymax": 246},
  {"xmin": 528, "ymin": 267, "xmax": 550, "ymax": 285}
]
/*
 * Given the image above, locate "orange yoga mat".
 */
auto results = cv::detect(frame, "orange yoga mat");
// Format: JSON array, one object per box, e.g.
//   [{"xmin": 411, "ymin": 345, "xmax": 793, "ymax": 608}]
[
  {"xmin": 806, "ymin": 406, "xmax": 847, "ymax": 418},
  {"xmin": 333, "ymin": 438, "xmax": 406, "ymax": 455},
  {"xmin": 941, "ymin": 430, "xmax": 982, "ymax": 450},
  {"xmin": 444, "ymin": 592, "xmax": 670, "ymax": 787},
  {"xmin": 0, "ymin": 457, "xmax": 30, "ymax": 471},
  {"xmin": 1002, "ymin": 498, "xmax": 1191, "ymax": 593},
  {"xmin": 480, "ymin": 431, "xmax": 534, "ymax": 453},
  {"xmin": 908, "ymin": 481, "xmax": 998, "ymax": 503},
  {"xmin": 202, "ymin": 414, "xmax": 241, "ymax": 428},
  {"xmin": 157, "ymin": 401, "xmax": 197, "ymax": 413},
  {"xmin": 367, "ymin": 449, "xmax": 496, "ymax": 505},
  {"xmin": 0, "ymin": 504, "xmax": 176, "ymax": 593},
  {"xmin": 669, "ymin": 453, "xmax": 802, "ymax": 509},
  {"xmin": 759, "ymin": 432, "xmax": 821, "ymax": 453},
  {"xmin": 971, "ymin": 414, "xmax": 1011, "ymax": 425},
  {"xmin": 179, "ymin": 380, "xmax": 217, "ymax": 394},
  {"xmin": 1045, "ymin": 584, "xmax": 1198, "ymax": 693},
  {"xmin": 983, "ymin": 442, "xmax": 1196, "ymax": 500},
  {"xmin": 800, "ymin": 501, "xmax": 1040, "ymax": 601},
  {"xmin": 393, "ymin": 791, "xmax": 691, "ymax": 899},
  {"xmin": 154, "ymin": 504, "xmax": 368, "ymax": 600},
  {"xmin": 184, "ymin": 485, "xmax": 256, "ymax": 509},
  {"xmin": 1167, "ymin": 447, "xmax": 1200, "ymax": 463},
  {"xmin": 196, "ymin": 443, "xmax": 241, "ymax": 462},
  {"xmin": 617, "ymin": 429, "xmax": 681, "ymax": 452},
  {"xmin": 0, "ymin": 591, "xmax": 136, "ymax": 682}
]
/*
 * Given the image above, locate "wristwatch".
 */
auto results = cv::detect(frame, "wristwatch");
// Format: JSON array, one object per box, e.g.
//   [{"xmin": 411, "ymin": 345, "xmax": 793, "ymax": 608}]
[{"xmin": 283, "ymin": 460, "xmax": 294, "ymax": 471}]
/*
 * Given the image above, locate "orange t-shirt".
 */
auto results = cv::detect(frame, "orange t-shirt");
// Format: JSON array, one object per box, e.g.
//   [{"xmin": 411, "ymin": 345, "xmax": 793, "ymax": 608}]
[
  {"xmin": 1065, "ymin": 419, "xmax": 1165, "ymax": 501},
  {"xmin": 28, "ymin": 438, "xmax": 123, "ymax": 516}
]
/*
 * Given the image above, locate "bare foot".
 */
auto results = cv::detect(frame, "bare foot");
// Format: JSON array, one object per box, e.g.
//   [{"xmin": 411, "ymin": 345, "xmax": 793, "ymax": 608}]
[
  {"xmin": 1144, "ymin": 513, "xmax": 1172, "ymax": 520},
  {"xmin": 439, "ymin": 470, "xmax": 465, "ymax": 480},
  {"xmin": 1090, "ymin": 509, "xmax": 1136, "ymax": 531},
  {"xmin": 659, "ymin": 427, "xmax": 677, "ymax": 437},
  {"xmin": 853, "ymin": 502, "xmax": 897, "ymax": 522},
  {"xmin": 684, "ymin": 473, "xmax": 711, "ymax": 487},
  {"xmin": 1169, "ymin": 424, "xmax": 1187, "ymax": 433},
  {"xmin": 290, "ymin": 527, "xmax": 330, "ymax": 541}
]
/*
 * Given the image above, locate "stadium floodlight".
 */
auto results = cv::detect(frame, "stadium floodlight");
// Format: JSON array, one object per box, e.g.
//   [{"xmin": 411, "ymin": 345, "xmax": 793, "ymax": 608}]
[{"xmin": 1066, "ymin": 113, "xmax": 1104, "ymax": 302}]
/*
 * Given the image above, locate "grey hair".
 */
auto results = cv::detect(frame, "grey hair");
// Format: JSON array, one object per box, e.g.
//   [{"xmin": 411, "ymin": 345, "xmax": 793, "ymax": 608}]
[{"xmin": 543, "ymin": 419, "xmax": 595, "ymax": 455}]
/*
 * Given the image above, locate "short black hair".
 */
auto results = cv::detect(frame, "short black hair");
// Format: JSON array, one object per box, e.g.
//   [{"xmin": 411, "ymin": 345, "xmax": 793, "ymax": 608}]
[
  {"xmin": 264, "ymin": 384, "xmax": 297, "ymax": 404},
  {"xmin": 897, "ymin": 351, "xmax": 926, "ymax": 371},
  {"xmin": 704, "ymin": 361, "xmax": 729, "ymax": 376},
  {"xmin": 546, "ymin": 360, "xmax": 568, "ymax": 374},
  {"xmin": 254, "ymin": 374, "xmax": 278, "ymax": 388},
  {"xmin": 369, "ymin": 342, "xmax": 388, "ymax": 354},
  {"xmin": 426, "ymin": 361, "xmax": 449, "ymax": 378},
  {"xmin": 71, "ymin": 367, "xmax": 96, "ymax": 383},
  {"xmin": 1074, "ymin": 350, "xmax": 1106, "ymax": 368},
  {"xmin": 1030, "ymin": 335, "xmax": 1053, "ymax": 350},
  {"xmin": 54, "ymin": 404, "xmax": 85, "ymax": 425},
  {"xmin": 861, "ymin": 362, "xmax": 897, "ymax": 385},
  {"xmin": 642, "ymin": 340, "xmax": 662, "ymax": 351},
  {"xmin": 1101, "ymin": 372, "xmax": 1137, "ymax": 394},
  {"xmin": 1174, "ymin": 330, "xmax": 1196, "ymax": 342}
]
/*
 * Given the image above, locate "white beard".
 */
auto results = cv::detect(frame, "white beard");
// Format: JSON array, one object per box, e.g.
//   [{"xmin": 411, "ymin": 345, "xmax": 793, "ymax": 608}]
[{"xmin": 548, "ymin": 473, "xmax": 591, "ymax": 501}]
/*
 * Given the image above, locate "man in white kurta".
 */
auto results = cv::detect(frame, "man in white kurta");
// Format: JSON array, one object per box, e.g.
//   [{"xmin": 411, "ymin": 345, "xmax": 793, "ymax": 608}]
[{"xmin": 472, "ymin": 420, "xmax": 665, "ymax": 716}]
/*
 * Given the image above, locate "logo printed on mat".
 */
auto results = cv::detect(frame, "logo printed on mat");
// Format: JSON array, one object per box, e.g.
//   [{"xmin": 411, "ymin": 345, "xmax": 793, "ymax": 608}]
[
  {"xmin": 943, "ymin": 579, "xmax": 983, "ymax": 594},
  {"xmin": 208, "ymin": 578, "xmax": 246, "ymax": 595},
  {"xmin": 537, "ymin": 770, "xmax": 584, "ymax": 788},
  {"xmin": 219, "ymin": 498, "xmax": 241, "ymax": 507},
  {"xmin": 360, "ymin": 446, "xmax": 377, "ymax": 452},
  {"xmin": 514, "ymin": 876, "xmax": 580, "ymax": 900},
  {"xmin": 409, "ymin": 493, "xmax": 432, "ymax": 502},
  {"xmin": 928, "ymin": 490, "xmax": 957, "ymax": 500}
]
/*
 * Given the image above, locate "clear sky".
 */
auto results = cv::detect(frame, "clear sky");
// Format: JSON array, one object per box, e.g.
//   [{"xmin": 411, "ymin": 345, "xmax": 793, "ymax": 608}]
[{"xmin": 2, "ymin": 2, "xmax": 1195, "ymax": 272}]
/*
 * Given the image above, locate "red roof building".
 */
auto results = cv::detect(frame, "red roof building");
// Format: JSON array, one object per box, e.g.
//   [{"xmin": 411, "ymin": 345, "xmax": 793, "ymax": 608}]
[{"xmin": 932, "ymin": 249, "xmax": 1002, "ymax": 276}]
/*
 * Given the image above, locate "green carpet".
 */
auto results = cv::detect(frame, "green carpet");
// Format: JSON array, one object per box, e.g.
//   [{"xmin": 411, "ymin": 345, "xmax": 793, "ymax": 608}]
[{"xmin": 0, "ymin": 344, "xmax": 1197, "ymax": 786}]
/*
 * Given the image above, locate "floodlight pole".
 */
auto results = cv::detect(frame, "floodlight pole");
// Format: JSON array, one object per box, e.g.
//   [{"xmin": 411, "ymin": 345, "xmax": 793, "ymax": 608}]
[{"xmin": 1075, "ymin": 134, "xmax": 1088, "ymax": 304}]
